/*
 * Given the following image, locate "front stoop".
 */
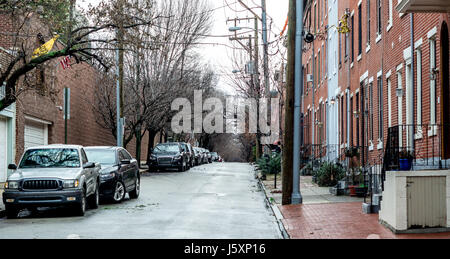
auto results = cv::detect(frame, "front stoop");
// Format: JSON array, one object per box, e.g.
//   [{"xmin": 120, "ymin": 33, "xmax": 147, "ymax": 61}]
[{"xmin": 255, "ymin": 172, "xmax": 290, "ymax": 239}]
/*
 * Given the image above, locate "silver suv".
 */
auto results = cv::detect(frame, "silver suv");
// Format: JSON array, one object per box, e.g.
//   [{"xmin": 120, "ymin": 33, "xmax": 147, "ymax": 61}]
[{"xmin": 2, "ymin": 145, "xmax": 101, "ymax": 218}]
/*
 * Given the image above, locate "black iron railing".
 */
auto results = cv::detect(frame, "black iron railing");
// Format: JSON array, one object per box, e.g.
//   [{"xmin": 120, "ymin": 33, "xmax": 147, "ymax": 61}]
[{"xmin": 383, "ymin": 124, "xmax": 450, "ymax": 172}]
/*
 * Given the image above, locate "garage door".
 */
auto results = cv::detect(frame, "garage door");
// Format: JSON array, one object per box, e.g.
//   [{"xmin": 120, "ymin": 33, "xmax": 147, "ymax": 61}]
[
  {"xmin": 0, "ymin": 116, "xmax": 7, "ymax": 182},
  {"xmin": 24, "ymin": 119, "xmax": 48, "ymax": 150}
]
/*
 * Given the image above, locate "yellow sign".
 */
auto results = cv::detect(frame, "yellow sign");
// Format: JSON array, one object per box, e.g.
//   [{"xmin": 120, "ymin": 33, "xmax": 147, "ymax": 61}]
[{"xmin": 32, "ymin": 35, "xmax": 60, "ymax": 59}]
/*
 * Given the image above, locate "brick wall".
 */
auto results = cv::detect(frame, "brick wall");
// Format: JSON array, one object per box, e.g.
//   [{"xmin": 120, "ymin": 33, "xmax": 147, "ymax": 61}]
[{"xmin": 302, "ymin": 0, "xmax": 329, "ymax": 149}]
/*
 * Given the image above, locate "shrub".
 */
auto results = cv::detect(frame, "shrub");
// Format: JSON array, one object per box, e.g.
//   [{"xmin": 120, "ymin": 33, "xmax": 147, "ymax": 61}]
[
  {"xmin": 257, "ymin": 153, "xmax": 281, "ymax": 175},
  {"xmin": 314, "ymin": 162, "xmax": 346, "ymax": 187}
]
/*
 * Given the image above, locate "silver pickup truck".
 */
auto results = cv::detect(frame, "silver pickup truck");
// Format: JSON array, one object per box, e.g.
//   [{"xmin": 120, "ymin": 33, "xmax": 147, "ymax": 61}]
[{"xmin": 2, "ymin": 145, "xmax": 101, "ymax": 219}]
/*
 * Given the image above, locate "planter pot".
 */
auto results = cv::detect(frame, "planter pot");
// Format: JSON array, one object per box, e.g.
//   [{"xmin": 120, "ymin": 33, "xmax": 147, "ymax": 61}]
[
  {"xmin": 349, "ymin": 185, "xmax": 357, "ymax": 197},
  {"xmin": 355, "ymin": 187, "xmax": 368, "ymax": 197},
  {"xmin": 399, "ymin": 159, "xmax": 413, "ymax": 171}
]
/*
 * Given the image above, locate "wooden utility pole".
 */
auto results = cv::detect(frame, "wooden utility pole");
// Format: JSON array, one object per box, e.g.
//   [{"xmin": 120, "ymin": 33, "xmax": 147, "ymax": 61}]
[{"xmin": 282, "ymin": 0, "xmax": 296, "ymax": 205}]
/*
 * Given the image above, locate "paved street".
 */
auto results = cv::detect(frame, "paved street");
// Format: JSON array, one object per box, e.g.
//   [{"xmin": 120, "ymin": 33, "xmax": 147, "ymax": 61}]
[{"xmin": 0, "ymin": 163, "xmax": 281, "ymax": 239}]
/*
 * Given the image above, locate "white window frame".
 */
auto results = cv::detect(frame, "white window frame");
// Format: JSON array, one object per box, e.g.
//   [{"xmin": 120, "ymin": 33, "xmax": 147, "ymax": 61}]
[
  {"xmin": 415, "ymin": 48, "xmax": 423, "ymax": 139},
  {"xmin": 387, "ymin": 0, "xmax": 393, "ymax": 32},
  {"xmin": 428, "ymin": 38, "xmax": 437, "ymax": 137}
]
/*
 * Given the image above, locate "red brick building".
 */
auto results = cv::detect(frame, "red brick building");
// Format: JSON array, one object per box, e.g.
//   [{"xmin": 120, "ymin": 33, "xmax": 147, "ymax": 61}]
[
  {"xmin": 302, "ymin": 0, "xmax": 330, "ymax": 159},
  {"xmin": 301, "ymin": 0, "xmax": 450, "ymax": 190}
]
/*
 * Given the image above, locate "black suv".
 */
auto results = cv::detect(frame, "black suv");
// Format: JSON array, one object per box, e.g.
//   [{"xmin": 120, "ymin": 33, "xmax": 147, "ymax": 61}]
[{"xmin": 148, "ymin": 143, "xmax": 189, "ymax": 172}]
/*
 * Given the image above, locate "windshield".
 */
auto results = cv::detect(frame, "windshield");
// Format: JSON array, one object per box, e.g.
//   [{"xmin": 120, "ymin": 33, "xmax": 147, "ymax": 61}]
[
  {"xmin": 19, "ymin": 148, "xmax": 80, "ymax": 168},
  {"xmin": 85, "ymin": 149, "xmax": 116, "ymax": 165},
  {"xmin": 154, "ymin": 144, "xmax": 179, "ymax": 153}
]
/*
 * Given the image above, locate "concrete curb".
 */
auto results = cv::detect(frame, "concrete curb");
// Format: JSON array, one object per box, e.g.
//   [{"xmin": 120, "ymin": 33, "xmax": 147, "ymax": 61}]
[{"xmin": 255, "ymin": 172, "xmax": 290, "ymax": 239}]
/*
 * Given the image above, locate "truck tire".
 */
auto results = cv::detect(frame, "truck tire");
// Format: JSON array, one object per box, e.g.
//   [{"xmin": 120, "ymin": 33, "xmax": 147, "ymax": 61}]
[
  {"xmin": 74, "ymin": 189, "xmax": 86, "ymax": 216},
  {"xmin": 88, "ymin": 184, "xmax": 99, "ymax": 209},
  {"xmin": 5, "ymin": 205, "xmax": 18, "ymax": 219}
]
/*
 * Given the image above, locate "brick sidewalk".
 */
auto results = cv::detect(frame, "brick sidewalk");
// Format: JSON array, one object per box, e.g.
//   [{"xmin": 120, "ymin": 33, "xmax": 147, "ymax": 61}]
[{"xmin": 279, "ymin": 202, "xmax": 450, "ymax": 239}]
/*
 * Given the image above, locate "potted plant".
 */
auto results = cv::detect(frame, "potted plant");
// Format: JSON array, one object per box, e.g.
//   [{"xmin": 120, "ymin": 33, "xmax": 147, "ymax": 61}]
[{"xmin": 399, "ymin": 150, "xmax": 414, "ymax": 171}]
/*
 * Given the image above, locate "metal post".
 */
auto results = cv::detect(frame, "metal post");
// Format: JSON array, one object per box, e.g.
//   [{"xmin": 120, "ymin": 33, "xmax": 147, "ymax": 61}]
[
  {"xmin": 116, "ymin": 28, "xmax": 122, "ymax": 147},
  {"xmin": 261, "ymin": 0, "xmax": 270, "ymax": 97},
  {"xmin": 292, "ymin": 0, "xmax": 304, "ymax": 204},
  {"xmin": 64, "ymin": 87, "xmax": 69, "ymax": 144}
]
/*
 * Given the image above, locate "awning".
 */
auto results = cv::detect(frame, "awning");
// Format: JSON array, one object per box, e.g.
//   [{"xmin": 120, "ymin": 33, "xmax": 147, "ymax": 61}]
[{"xmin": 396, "ymin": 0, "xmax": 450, "ymax": 13}]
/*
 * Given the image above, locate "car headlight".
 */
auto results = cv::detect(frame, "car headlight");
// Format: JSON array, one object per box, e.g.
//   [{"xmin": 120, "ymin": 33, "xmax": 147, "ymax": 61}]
[
  {"xmin": 5, "ymin": 181, "xmax": 19, "ymax": 189},
  {"xmin": 174, "ymin": 155, "xmax": 182, "ymax": 161},
  {"xmin": 63, "ymin": 179, "xmax": 79, "ymax": 189},
  {"xmin": 150, "ymin": 155, "xmax": 157, "ymax": 161},
  {"xmin": 101, "ymin": 172, "xmax": 116, "ymax": 180}
]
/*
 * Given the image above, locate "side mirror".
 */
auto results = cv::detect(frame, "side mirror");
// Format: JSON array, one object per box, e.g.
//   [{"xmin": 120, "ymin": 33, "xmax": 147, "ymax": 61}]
[
  {"xmin": 83, "ymin": 162, "xmax": 96, "ymax": 169},
  {"xmin": 8, "ymin": 164, "xmax": 17, "ymax": 170},
  {"xmin": 120, "ymin": 159, "xmax": 131, "ymax": 165}
]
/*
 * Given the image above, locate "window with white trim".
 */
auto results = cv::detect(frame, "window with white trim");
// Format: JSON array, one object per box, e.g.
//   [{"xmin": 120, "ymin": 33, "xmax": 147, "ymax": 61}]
[
  {"xmin": 367, "ymin": 0, "xmax": 371, "ymax": 45},
  {"xmin": 430, "ymin": 38, "xmax": 437, "ymax": 127},
  {"xmin": 387, "ymin": 77, "xmax": 392, "ymax": 127},
  {"xmin": 377, "ymin": 76, "xmax": 383, "ymax": 139},
  {"xmin": 387, "ymin": 0, "xmax": 393, "ymax": 31},
  {"xmin": 416, "ymin": 49, "xmax": 422, "ymax": 127}
]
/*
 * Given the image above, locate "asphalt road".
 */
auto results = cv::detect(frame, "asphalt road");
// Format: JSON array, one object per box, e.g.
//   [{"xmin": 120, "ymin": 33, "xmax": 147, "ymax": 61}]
[{"xmin": 0, "ymin": 162, "xmax": 281, "ymax": 239}]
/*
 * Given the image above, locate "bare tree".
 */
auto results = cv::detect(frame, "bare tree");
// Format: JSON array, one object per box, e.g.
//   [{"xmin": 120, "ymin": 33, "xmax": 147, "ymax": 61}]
[{"xmin": 0, "ymin": 0, "xmax": 158, "ymax": 111}]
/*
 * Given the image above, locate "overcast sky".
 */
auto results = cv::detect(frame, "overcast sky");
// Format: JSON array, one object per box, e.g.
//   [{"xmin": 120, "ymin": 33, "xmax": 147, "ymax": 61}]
[{"xmin": 77, "ymin": 0, "xmax": 289, "ymax": 94}]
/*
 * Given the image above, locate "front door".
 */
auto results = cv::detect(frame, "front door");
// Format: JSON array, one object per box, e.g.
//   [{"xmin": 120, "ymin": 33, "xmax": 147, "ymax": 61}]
[
  {"xmin": 0, "ymin": 116, "xmax": 7, "ymax": 183},
  {"xmin": 441, "ymin": 22, "xmax": 450, "ymax": 159}
]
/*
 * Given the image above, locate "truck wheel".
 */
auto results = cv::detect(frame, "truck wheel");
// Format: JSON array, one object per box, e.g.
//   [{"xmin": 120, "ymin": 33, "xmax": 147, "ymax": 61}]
[
  {"xmin": 88, "ymin": 184, "xmax": 99, "ymax": 209},
  {"xmin": 5, "ymin": 205, "xmax": 18, "ymax": 219},
  {"xmin": 74, "ymin": 190, "xmax": 86, "ymax": 216},
  {"xmin": 129, "ymin": 177, "xmax": 140, "ymax": 199}
]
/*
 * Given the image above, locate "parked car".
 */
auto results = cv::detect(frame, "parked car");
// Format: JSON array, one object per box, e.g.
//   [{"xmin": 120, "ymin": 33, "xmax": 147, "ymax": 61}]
[
  {"xmin": 2, "ymin": 145, "xmax": 101, "ymax": 218},
  {"xmin": 84, "ymin": 147, "xmax": 140, "ymax": 203},
  {"xmin": 181, "ymin": 142, "xmax": 195, "ymax": 169},
  {"xmin": 199, "ymin": 148, "xmax": 209, "ymax": 164},
  {"xmin": 148, "ymin": 143, "xmax": 189, "ymax": 172},
  {"xmin": 205, "ymin": 149, "xmax": 212, "ymax": 163},
  {"xmin": 193, "ymin": 147, "xmax": 203, "ymax": 166},
  {"xmin": 211, "ymin": 152, "xmax": 219, "ymax": 162}
]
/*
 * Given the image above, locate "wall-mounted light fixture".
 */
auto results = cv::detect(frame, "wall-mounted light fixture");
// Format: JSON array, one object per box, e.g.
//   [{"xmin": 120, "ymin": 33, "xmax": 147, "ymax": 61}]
[{"xmin": 396, "ymin": 88, "xmax": 404, "ymax": 97}]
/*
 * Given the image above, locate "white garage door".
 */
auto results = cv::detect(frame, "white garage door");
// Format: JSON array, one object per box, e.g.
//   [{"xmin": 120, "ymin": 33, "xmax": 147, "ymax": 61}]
[
  {"xmin": 0, "ymin": 116, "xmax": 7, "ymax": 182},
  {"xmin": 24, "ymin": 120, "xmax": 48, "ymax": 150}
]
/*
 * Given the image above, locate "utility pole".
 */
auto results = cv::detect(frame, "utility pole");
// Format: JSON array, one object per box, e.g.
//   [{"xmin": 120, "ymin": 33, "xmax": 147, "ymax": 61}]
[
  {"xmin": 292, "ymin": 0, "xmax": 304, "ymax": 204},
  {"xmin": 116, "ymin": 2, "xmax": 124, "ymax": 148},
  {"xmin": 261, "ymin": 0, "xmax": 270, "ymax": 96},
  {"xmin": 281, "ymin": 0, "xmax": 296, "ymax": 205},
  {"xmin": 227, "ymin": 16, "xmax": 262, "ymax": 160}
]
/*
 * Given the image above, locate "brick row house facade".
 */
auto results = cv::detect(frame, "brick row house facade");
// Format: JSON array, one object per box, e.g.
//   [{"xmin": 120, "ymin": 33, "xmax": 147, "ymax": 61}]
[
  {"xmin": 0, "ymin": 12, "xmax": 151, "ymax": 184},
  {"xmin": 302, "ymin": 0, "xmax": 450, "ymax": 198}
]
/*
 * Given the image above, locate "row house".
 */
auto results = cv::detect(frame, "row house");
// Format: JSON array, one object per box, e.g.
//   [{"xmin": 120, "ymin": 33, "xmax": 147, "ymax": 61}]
[
  {"xmin": 302, "ymin": 0, "xmax": 450, "ymax": 230},
  {"xmin": 302, "ymin": 0, "xmax": 450, "ymax": 218},
  {"xmin": 0, "ymin": 12, "xmax": 150, "ymax": 184},
  {"xmin": 302, "ymin": 0, "xmax": 330, "ymax": 163}
]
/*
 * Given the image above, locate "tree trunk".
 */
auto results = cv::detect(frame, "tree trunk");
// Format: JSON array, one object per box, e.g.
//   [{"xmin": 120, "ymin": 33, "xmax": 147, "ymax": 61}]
[
  {"xmin": 146, "ymin": 129, "xmax": 158, "ymax": 166},
  {"xmin": 135, "ymin": 127, "xmax": 142, "ymax": 169},
  {"xmin": 281, "ymin": 0, "xmax": 296, "ymax": 205}
]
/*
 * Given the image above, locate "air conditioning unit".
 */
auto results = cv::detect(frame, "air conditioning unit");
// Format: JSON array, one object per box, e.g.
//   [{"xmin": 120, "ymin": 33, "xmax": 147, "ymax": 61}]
[{"xmin": 307, "ymin": 74, "xmax": 314, "ymax": 82}]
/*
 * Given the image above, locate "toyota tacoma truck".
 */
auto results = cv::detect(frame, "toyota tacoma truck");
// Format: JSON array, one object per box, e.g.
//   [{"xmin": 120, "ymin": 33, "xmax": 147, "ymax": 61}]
[{"xmin": 2, "ymin": 145, "xmax": 101, "ymax": 219}]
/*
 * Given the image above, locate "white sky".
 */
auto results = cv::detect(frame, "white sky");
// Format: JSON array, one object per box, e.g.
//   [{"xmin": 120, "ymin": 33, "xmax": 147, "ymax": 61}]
[{"xmin": 77, "ymin": 0, "xmax": 289, "ymax": 94}]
